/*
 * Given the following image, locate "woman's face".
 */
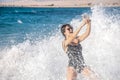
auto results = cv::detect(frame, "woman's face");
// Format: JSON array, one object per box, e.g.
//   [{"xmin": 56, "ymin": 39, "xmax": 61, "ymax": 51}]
[{"xmin": 64, "ymin": 26, "xmax": 73, "ymax": 36}]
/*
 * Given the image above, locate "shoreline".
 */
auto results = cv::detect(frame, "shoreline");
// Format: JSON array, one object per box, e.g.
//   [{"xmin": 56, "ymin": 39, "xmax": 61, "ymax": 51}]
[
  {"xmin": 0, "ymin": 0, "xmax": 120, "ymax": 8},
  {"xmin": 0, "ymin": 5, "xmax": 120, "ymax": 8}
]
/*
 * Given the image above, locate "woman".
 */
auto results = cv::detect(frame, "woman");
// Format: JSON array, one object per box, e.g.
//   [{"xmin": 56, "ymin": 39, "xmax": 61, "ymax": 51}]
[{"xmin": 61, "ymin": 17, "xmax": 98, "ymax": 80}]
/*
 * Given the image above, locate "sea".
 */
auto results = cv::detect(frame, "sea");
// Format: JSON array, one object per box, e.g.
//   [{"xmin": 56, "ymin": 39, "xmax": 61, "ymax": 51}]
[{"xmin": 0, "ymin": 6, "xmax": 120, "ymax": 80}]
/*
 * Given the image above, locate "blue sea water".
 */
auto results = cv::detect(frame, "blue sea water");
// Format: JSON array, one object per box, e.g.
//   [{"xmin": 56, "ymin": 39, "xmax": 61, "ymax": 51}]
[
  {"xmin": 0, "ymin": 7, "xmax": 120, "ymax": 80},
  {"xmin": 0, "ymin": 7, "xmax": 90, "ymax": 48}
]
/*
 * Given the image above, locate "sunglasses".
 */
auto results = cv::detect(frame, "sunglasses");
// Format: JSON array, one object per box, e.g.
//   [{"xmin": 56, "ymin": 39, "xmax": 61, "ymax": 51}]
[{"xmin": 67, "ymin": 27, "xmax": 72, "ymax": 31}]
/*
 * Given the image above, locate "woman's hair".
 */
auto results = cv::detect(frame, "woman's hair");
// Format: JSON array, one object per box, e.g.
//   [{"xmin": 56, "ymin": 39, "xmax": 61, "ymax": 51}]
[{"xmin": 61, "ymin": 24, "xmax": 73, "ymax": 38}]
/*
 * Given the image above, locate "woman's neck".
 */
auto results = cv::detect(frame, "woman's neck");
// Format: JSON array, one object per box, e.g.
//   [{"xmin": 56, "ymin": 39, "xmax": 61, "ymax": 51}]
[{"xmin": 65, "ymin": 33, "xmax": 72, "ymax": 39}]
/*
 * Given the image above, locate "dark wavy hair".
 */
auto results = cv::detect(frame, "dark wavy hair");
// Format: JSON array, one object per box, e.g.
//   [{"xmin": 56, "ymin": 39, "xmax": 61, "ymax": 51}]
[{"xmin": 61, "ymin": 24, "xmax": 73, "ymax": 38}]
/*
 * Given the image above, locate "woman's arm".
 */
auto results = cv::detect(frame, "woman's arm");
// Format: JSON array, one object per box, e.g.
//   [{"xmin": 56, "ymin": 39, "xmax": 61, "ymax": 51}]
[
  {"xmin": 64, "ymin": 20, "xmax": 86, "ymax": 47},
  {"xmin": 71, "ymin": 20, "xmax": 86, "ymax": 39},
  {"xmin": 77, "ymin": 20, "xmax": 91, "ymax": 42}
]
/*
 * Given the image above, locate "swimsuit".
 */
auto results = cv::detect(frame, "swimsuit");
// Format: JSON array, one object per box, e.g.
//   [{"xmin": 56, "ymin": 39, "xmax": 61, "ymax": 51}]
[{"xmin": 66, "ymin": 43, "xmax": 86, "ymax": 73}]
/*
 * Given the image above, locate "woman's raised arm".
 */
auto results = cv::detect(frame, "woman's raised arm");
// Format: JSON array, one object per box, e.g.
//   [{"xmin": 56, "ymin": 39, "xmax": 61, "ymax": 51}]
[
  {"xmin": 64, "ymin": 20, "xmax": 86, "ymax": 46},
  {"xmin": 77, "ymin": 20, "xmax": 91, "ymax": 42}
]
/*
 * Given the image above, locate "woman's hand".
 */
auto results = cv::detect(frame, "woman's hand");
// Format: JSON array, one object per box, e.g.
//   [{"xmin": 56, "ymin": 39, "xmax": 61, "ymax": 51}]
[
  {"xmin": 86, "ymin": 19, "xmax": 91, "ymax": 24},
  {"xmin": 82, "ymin": 14, "xmax": 91, "ymax": 24},
  {"xmin": 83, "ymin": 18, "xmax": 91, "ymax": 24}
]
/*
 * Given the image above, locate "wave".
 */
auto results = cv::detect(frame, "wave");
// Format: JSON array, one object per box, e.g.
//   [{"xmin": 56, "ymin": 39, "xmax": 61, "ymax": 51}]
[{"xmin": 0, "ymin": 6, "xmax": 120, "ymax": 80}]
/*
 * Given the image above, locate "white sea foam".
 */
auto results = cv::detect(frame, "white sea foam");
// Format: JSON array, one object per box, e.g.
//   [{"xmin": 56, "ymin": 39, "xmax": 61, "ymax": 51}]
[
  {"xmin": 0, "ymin": 6, "xmax": 120, "ymax": 80},
  {"xmin": 17, "ymin": 20, "xmax": 23, "ymax": 24}
]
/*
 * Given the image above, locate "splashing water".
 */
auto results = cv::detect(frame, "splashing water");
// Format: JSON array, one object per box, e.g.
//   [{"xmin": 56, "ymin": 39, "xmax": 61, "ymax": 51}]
[{"xmin": 0, "ymin": 6, "xmax": 120, "ymax": 80}]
